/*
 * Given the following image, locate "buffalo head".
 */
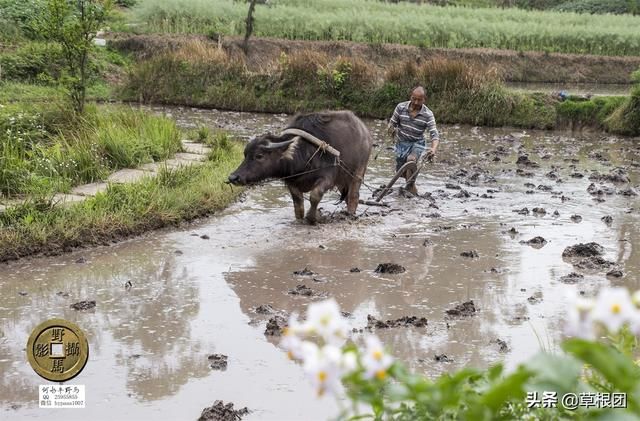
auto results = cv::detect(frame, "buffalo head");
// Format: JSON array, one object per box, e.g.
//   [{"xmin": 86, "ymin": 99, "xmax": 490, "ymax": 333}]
[{"xmin": 228, "ymin": 134, "xmax": 298, "ymax": 185}]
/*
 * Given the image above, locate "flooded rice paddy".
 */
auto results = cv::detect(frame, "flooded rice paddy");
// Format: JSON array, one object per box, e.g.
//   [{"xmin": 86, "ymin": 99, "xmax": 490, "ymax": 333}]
[{"xmin": 2, "ymin": 107, "xmax": 640, "ymax": 420}]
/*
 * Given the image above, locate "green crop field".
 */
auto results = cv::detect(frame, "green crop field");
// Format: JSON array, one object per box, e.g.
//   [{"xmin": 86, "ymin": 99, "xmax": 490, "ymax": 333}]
[{"xmin": 130, "ymin": 0, "xmax": 640, "ymax": 56}]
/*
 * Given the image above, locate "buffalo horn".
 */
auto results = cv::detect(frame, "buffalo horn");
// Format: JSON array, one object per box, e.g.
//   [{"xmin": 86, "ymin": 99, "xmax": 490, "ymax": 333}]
[{"xmin": 264, "ymin": 136, "xmax": 300, "ymax": 149}]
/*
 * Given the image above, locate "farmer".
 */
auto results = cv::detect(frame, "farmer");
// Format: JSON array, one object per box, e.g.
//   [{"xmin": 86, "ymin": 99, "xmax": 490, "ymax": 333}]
[{"xmin": 387, "ymin": 86, "xmax": 440, "ymax": 195}]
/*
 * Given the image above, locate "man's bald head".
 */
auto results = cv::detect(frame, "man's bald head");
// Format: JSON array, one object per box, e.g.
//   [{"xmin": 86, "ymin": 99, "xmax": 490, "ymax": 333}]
[
  {"xmin": 411, "ymin": 86, "xmax": 425, "ymax": 98},
  {"xmin": 409, "ymin": 86, "xmax": 426, "ymax": 111}
]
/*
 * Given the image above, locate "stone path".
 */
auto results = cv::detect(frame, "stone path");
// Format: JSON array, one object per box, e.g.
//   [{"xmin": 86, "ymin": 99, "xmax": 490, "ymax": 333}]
[{"xmin": 0, "ymin": 140, "xmax": 211, "ymax": 213}]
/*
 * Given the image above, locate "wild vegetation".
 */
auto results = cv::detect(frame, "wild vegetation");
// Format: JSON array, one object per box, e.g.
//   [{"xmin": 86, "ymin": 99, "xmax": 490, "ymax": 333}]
[
  {"xmin": 130, "ymin": 0, "xmax": 640, "ymax": 56},
  {"xmin": 396, "ymin": 0, "xmax": 640, "ymax": 15},
  {"xmin": 121, "ymin": 39, "xmax": 639, "ymax": 135},
  {"xmin": 0, "ymin": 133, "xmax": 243, "ymax": 262},
  {"xmin": 0, "ymin": 0, "xmax": 244, "ymax": 261},
  {"xmin": 285, "ymin": 291, "xmax": 640, "ymax": 420},
  {"xmin": 0, "ymin": 103, "xmax": 181, "ymax": 197}
]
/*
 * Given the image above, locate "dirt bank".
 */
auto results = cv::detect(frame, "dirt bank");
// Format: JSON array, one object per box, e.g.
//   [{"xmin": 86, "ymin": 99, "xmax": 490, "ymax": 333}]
[{"xmin": 108, "ymin": 33, "xmax": 640, "ymax": 84}]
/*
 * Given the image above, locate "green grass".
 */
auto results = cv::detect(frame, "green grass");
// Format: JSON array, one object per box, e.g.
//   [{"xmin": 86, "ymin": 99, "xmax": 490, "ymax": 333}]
[
  {"xmin": 130, "ymin": 0, "xmax": 640, "ymax": 56},
  {"xmin": 0, "ymin": 103, "xmax": 182, "ymax": 197},
  {"xmin": 0, "ymin": 137, "xmax": 244, "ymax": 262}
]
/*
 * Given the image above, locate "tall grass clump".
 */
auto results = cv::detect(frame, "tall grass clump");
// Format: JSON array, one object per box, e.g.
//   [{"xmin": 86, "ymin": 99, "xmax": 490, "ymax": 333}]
[
  {"xmin": 605, "ymin": 68, "xmax": 640, "ymax": 135},
  {"xmin": 0, "ymin": 104, "xmax": 182, "ymax": 198},
  {"xmin": 122, "ymin": 39, "xmax": 247, "ymax": 106},
  {"xmin": 131, "ymin": 0, "xmax": 640, "ymax": 56},
  {"xmin": 92, "ymin": 108, "xmax": 181, "ymax": 168}
]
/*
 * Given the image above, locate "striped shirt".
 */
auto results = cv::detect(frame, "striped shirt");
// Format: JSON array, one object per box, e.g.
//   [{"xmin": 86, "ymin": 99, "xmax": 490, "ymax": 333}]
[{"xmin": 389, "ymin": 101, "xmax": 440, "ymax": 144}]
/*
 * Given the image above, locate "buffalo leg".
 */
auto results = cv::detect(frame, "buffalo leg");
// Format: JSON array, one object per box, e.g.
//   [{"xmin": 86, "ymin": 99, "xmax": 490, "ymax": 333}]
[
  {"xmin": 306, "ymin": 179, "xmax": 332, "ymax": 224},
  {"xmin": 288, "ymin": 185, "xmax": 305, "ymax": 220},
  {"xmin": 346, "ymin": 171, "xmax": 365, "ymax": 215}
]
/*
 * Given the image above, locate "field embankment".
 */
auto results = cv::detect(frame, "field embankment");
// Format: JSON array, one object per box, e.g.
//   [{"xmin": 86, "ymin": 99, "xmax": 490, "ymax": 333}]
[
  {"xmin": 114, "ymin": 36, "xmax": 640, "ymax": 135},
  {"xmin": 110, "ymin": 33, "xmax": 640, "ymax": 85}
]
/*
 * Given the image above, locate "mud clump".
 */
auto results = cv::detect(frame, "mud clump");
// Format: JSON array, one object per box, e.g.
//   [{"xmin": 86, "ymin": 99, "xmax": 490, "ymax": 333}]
[
  {"xmin": 70, "ymin": 300, "xmax": 96, "ymax": 311},
  {"xmin": 570, "ymin": 215, "xmax": 582, "ymax": 223},
  {"xmin": 375, "ymin": 263, "xmax": 406, "ymax": 274},
  {"xmin": 200, "ymin": 234, "xmax": 210, "ymax": 240},
  {"xmin": 618, "ymin": 188, "xmax": 638, "ymax": 196},
  {"xmin": 288, "ymin": 284, "xmax": 315, "ymax": 296},
  {"xmin": 75, "ymin": 257, "xmax": 87, "ymax": 264},
  {"xmin": 264, "ymin": 315, "xmax": 287, "ymax": 336},
  {"xmin": 513, "ymin": 207, "xmax": 529, "ymax": 215},
  {"xmin": 574, "ymin": 256, "xmax": 616, "ymax": 271},
  {"xmin": 606, "ymin": 269, "xmax": 624, "ymax": 278},
  {"xmin": 208, "ymin": 354, "xmax": 228, "ymax": 371},
  {"xmin": 460, "ymin": 250, "xmax": 479, "ymax": 258},
  {"xmin": 589, "ymin": 168, "xmax": 630, "ymax": 183},
  {"xmin": 199, "ymin": 401, "xmax": 249, "ymax": 421},
  {"xmin": 445, "ymin": 300, "xmax": 477, "ymax": 317},
  {"xmin": 434, "ymin": 354, "xmax": 452, "ymax": 363},
  {"xmin": 349, "ymin": 267, "xmax": 361, "ymax": 273},
  {"xmin": 516, "ymin": 169, "xmax": 534, "ymax": 177},
  {"xmin": 562, "ymin": 242, "xmax": 604, "ymax": 258},
  {"xmin": 366, "ymin": 315, "xmax": 428, "ymax": 329},
  {"xmin": 560, "ymin": 272, "xmax": 584, "ymax": 284},
  {"xmin": 491, "ymin": 338, "xmax": 510, "ymax": 353},
  {"xmin": 601, "ymin": 215, "xmax": 613, "ymax": 224},
  {"xmin": 532, "ymin": 207, "xmax": 546, "ymax": 215},
  {"xmin": 453, "ymin": 190, "xmax": 471, "ymax": 199},
  {"xmin": 293, "ymin": 267, "xmax": 315, "ymax": 276},
  {"xmin": 516, "ymin": 155, "xmax": 539, "ymax": 168},
  {"xmin": 508, "ymin": 227, "xmax": 518, "ymax": 234},
  {"xmin": 254, "ymin": 304, "xmax": 275, "ymax": 314},
  {"xmin": 527, "ymin": 292, "xmax": 543, "ymax": 304},
  {"xmin": 520, "ymin": 236, "xmax": 547, "ymax": 248}
]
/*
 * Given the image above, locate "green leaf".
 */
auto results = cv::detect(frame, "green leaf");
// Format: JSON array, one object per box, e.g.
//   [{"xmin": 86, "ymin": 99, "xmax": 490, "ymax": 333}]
[
  {"xmin": 563, "ymin": 339, "xmax": 640, "ymax": 393},
  {"xmin": 479, "ymin": 366, "xmax": 533, "ymax": 412},
  {"xmin": 524, "ymin": 352, "xmax": 583, "ymax": 396}
]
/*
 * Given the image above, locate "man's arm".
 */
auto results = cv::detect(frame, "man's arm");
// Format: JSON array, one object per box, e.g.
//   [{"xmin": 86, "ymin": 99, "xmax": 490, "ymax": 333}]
[
  {"xmin": 425, "ymin": 111, "xmax": 440, "ymax": 158},
  {"xmin": 387, "ymin": 104, "xmax": 401, "ymax": 137}
]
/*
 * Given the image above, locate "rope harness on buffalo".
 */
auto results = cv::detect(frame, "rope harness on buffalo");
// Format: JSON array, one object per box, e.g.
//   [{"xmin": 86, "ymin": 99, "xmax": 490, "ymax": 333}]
[{"xmin": 277, "ymin": 128, "xmax": 378, "ymax": 194}]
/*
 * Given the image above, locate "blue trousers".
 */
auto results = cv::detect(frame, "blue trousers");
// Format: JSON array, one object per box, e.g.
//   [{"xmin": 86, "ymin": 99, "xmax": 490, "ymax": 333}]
[{"xmin": 395, "ymin": 140, "xmax": 426, "ymax": 172}]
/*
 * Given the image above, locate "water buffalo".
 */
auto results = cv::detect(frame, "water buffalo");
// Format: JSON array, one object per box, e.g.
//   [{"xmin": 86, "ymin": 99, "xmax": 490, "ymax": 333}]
[{"xmin": 228, "ymin": 111, "xmax": 373, "ymax": 223}]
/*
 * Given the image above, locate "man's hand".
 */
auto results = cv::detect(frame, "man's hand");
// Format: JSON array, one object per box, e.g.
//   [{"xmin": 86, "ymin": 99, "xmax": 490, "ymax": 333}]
[
  {"xmin": 425, "ymin": 148, "xmax": 436, "ymax": 162},
  {"xmin": 387, "ymin": 125, "xmax": 397, "ymax": 139}
]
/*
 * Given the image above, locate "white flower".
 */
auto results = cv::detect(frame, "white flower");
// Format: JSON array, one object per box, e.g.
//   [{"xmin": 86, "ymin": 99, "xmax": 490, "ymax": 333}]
[
  {"xmin": 306, "ymin": 299, "xmax": 350, "ymax": 346},
  {"xmin": 280, "ymin": 329, "xmax": 304, "ymax": 360},
  {"xmin": 361, "ymin": 335, "xmax": 393, "ymax": 380},
  {"xmin": 285, "ymin": 312, "xmax": 310, "ymax": 336},
  {"xmin": 302, "ymin": 344, "xmax": 344, "ymax": 397},
  {"xmin": 564, "ymin": 288, "xmax": 595, "ymax": 339},
  {"xmin": 632, "ymin": 290, "xmax": 640, "ymax": 308},
  {"xmin": 340, "ymin": 350, "xmax": 358, "ymax": 375},
  {"xmin": 591, "ymin": 287, "xmax": 636, "ymax": 334}
]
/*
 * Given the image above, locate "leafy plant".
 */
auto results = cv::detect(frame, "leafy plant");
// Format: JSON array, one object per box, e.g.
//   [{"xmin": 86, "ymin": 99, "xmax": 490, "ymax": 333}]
[
  {"xmin": 37, "ymin": 0, "xmax": 112, "ymax": 113},
  {"xmin": 282, "ymin": 287, "xmax": 640, "ymax": 420}
]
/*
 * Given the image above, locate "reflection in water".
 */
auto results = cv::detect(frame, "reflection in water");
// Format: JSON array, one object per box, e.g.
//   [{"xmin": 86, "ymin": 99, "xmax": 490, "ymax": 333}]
[
  {"xmin": 0, "ymin": 242, "xmax": 208, "ymax": 406},
  {"xmin": 1, "ymin": 106, "xmax": 639, "ymax": 420}
]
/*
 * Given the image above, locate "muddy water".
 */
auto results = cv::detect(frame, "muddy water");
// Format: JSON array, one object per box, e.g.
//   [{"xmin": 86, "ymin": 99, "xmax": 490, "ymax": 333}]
[{"xmin": 2, "ymin": 107, "xmax": 640, "ymax": 420}]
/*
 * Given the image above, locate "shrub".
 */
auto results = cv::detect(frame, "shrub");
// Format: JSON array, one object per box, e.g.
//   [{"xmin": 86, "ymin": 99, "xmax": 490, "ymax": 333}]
[{"xmin": 0, "ymin": 42, "xmax": 64, "ymax": 83}]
